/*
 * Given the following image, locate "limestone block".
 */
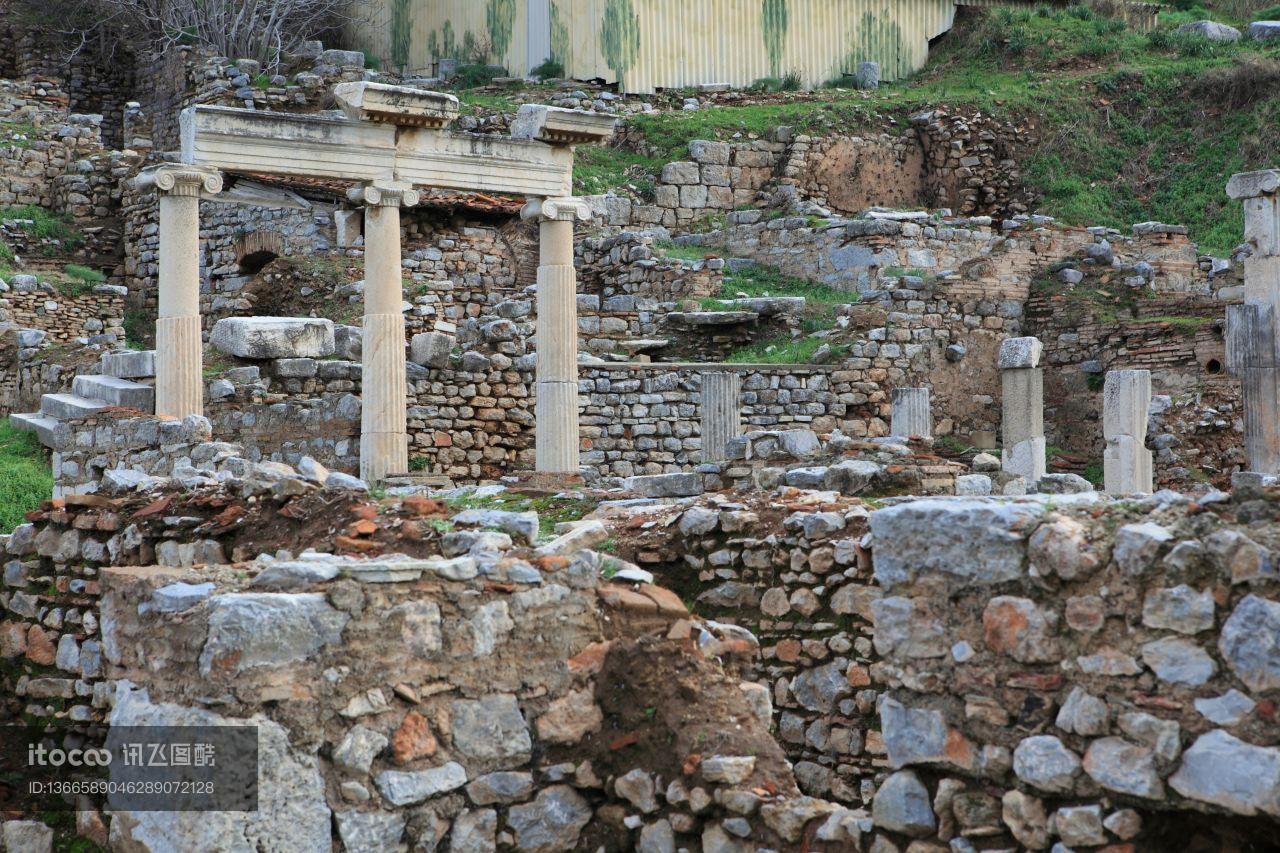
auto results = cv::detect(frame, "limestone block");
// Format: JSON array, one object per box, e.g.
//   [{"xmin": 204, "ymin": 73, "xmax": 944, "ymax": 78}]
[
  {"xmin": 334, "ymin": 209, "xmax": 362, "ymax": 247},
  {"xmin": 1175, "ymin": 20, "xmax": 1241, "ymax": 41},
  {"xmin": 1248, "ymin": 21, "xmax": 1280, "ymax": 41},
  {"xmin": 410, "ymin": 332, "xmax": 453, "ymax": 368},
  {"xmin": 997, "ymin": 336, "xmax": 1043, "ymax": 369},
  {"xmin": 210, "ymin": 317, "xmax": 335, "ymax": 359}
]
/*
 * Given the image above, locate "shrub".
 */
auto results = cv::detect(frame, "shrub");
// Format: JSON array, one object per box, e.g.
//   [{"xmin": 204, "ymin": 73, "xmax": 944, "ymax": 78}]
[
  {"xmin": 531, "ymin": 58, "xmax": 564, "ymax": 79},
  {"xmin": 1192, "ymin": 56, "xmax": 1280, "ymax": 108},
  {"xmin": 452, "ymin": 63, "xmax": 506, "ymax": 88}
]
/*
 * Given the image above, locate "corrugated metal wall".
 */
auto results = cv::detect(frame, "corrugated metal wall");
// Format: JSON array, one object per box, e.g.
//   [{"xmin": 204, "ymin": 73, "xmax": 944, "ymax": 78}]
[
  {"xmin": 352, "ymin": 0, "xmax": 533, "ymax": 75},
  {"xmin": 361, "ymin": 0, "xmax": 1178, "ymax": 91}
]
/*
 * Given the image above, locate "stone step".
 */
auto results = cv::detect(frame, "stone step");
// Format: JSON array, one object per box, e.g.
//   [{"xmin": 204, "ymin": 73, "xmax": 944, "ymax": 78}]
[
  {"xmin": 9, "ymin": 412, "xmax": 59, "ymax": 447},
  {"xmin": 100, "ymin": 350, "xmax": 157, "ymax": 379},
  {"xmin": 72, "ymin": 375, "xmax": 154, "ymax": 411},
  {"xmin": 40, "ymin": 393, "xmax": 109, "ymax": 421}
]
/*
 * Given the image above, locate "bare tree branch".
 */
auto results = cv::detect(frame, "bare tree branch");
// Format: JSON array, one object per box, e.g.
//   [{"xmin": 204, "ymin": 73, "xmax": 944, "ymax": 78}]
[{"xmin": 14, "ymin": 0, "xmax": 372, "ymax": 70}]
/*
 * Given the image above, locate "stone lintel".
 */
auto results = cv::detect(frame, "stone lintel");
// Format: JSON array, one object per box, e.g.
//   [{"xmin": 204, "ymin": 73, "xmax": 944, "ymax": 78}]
[
  {"xmin": 1227, "ymin": 170, "xmax": 1280, "ymax": 200},
  {"xmin": 133, "ymin": 163, "xmax": 223, "ymax": 197},
  {"xmin": 332, "ymin": 82, "xmax": 460, "ymax": 129},
  {"xmin": 510, "ymin": 105, "xmax": 617, "ymax": 146}
]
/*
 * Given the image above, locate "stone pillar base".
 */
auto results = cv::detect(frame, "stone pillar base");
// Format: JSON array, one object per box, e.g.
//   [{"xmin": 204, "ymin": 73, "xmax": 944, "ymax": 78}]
[
  {"xmin": 155, "ymin": 314, "xmax": 202, "ymax": 418},
  {"xmin": 361, "ymin": 430, "xmax": 409, "ymax": 483},
  {"xmin": 361, "ymin": 311, "xmax": 409, "ymax": 482},
  {"xmin": 535, "ymin": 380, "xmax": 580, "ymax": 474}
]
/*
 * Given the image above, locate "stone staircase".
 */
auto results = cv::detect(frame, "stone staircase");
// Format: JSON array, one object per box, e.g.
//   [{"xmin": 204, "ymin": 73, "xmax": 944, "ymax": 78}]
[{"xmin": 10, "ymin": 350, "xmax": 157, "ymax": 448}]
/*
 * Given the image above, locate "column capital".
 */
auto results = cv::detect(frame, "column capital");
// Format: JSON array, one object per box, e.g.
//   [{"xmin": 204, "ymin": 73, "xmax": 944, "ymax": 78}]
[
  {"xmin": 134, "ymin": 164, "xmax": 223, "ymax": 197},
  {"xmin": 1228, "ymin": 170, "xmax": 1280, "ymax": 200},
  {"xmin": 521, "ymin": 196, "xmax": 592, "ymax": 223},
  {"xmin": 348, "ymin": 181, "xmax": 420, "ymax": 208}
]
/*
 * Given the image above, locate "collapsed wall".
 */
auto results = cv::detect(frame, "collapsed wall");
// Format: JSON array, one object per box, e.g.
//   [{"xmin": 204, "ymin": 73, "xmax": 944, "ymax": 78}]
[
  {"xmin": 613, "ymin": 486, "xmax": 1280, "ymax": 850},
  {"xmin": 2, "ymin": 465, "xmax": 872, "ymax": 851}
]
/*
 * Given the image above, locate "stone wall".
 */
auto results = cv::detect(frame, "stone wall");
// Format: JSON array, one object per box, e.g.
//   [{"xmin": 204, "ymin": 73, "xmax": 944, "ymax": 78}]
[
  {"xmin": 197, "ymin": 354, "xmax": 872, "ymax": 482},
  {"xmin": 863, "ymin": 492, "xmax": 1280, "ymax": 849},
  {"xmin": 119, "ymin": 182, "xmax": 333, "ymax": 320},
  {"xmin": 1028, "ymin": 282, "xmax": 1242, "ymax": 489},
  {"xmin": 625, "ymin": 110, "xmax": 1032, "ymax": 230},
  {"xmin": 135, "ymin": 45, "xmax": 373, "ymax": 153},
  {"xmin": 0, "ymin": 281, "xmax": 126, "ymax": 343},
  {"xmin": 3, "ymin": 473, "xmax": 866, "ymax": 851}
]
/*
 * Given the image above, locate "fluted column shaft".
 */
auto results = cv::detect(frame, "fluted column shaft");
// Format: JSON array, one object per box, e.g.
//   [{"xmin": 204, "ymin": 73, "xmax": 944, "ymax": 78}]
[
  {"xmin": 701, "ymin": 372, "xmax": 741, "ymax": 462},
  {"xmin": 525, "ymin": 197, "xmax": 591, "ymax": 474},
  {"xmin": 136, "ymin": 165, "xmax": 222, "ymax": 419},
  {"xmin": 1227, "ymin": 170, "xmax": 1280, "ymax": 474},
  {"xmin": 890, "ymin": 387, "xmax": 933, "ymax": 439},
  {"xmin": 352, "ymin": 182, "xmax": 419, "ymax": 483}
]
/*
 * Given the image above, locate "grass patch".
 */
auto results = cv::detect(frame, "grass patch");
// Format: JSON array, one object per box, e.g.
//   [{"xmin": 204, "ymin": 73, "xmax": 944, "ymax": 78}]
[
  {"xmin": 0, "ymin": 422, "xmax": 51, "ymax": 534},
  {"xmin": 574, "ymin": 145, "xmax": 663, "ymax": 197},
  {"xmin": 56, "ymin": 263, "xmax": 105, "ymax": 296},
  {"xmin": 725, "ymin": 335, "xmax": 848, "ymax": 364},
  {"xmin": 0, "ymin": 205, "xmax": 83, "ymax": 256},
  {"xmin": 717, "ymin": 265, "xmax": 856, "ymax": 305},
  {"xmin": 1, "ymin": 120, "xmax": 37, "ymax": 149},
  {"xmin": 457, "ymin": 91, "xmax": 520, "ymax": 115},
  {"xmin": 123, "ymin": 309, "xmax": 150, "ymax": 350},
  {"xmin": 652, "ymin": 240, "xmax": 717, "ymax": 262},
  {"xmin": 596, "ymin": 5, "xmax": 1280, "ymax": 256},
  {"xmin": 445, "ymin": 491, "xmax": 598, "ymax": 541}
]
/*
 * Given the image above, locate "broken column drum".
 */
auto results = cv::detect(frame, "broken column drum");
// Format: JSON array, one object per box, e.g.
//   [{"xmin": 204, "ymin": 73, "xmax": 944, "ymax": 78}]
[
  {"xmin": 1226, "ymin": 169, "xmax": 1280, "ymax": 474},
  {"xmin": 890, "ymin": 387, "xmax": 932, "ymax": 439},
  {"xmin": 998, "ymin": 336, "xmax": 1046, "ymax": 483},
  {"xmin": 700, "ymin": 372, "xmax": 742, "ymax": 462},
  {"xmin": 1102, "ymin": 368, "xmax": 1154, "ymax": 494}
]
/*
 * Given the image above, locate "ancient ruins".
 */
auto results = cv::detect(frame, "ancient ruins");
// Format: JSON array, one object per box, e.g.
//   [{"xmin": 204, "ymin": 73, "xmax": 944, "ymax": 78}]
[{"xmin": 1, "ymin": 5, "xmax": 1279, "ymax": 853}]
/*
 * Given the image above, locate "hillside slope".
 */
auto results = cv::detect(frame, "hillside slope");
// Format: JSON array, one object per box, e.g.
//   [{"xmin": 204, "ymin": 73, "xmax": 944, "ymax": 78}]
[{"xmin": 586, "ymin": 4, "xmax": 1280, "ymax": 255}]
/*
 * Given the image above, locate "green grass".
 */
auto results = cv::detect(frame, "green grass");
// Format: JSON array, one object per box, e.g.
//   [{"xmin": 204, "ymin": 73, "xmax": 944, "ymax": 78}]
[
  {"xmin": 0, "ymin": 205, "xmax": 84, "ymax": 256},
  {"xmin": 725, "ymin": 335, "xmax": 848, "ymax": 364},
  {"xmin": 123, "ymin": 309, "xmax": 150, "ymax": 350},
  {"xmin": 713, "ymin": 265, "xmax": 856, "ymax": 306},
  {"xmin": 445, "ymin": 492, "xmax": 598, "ymax": 541},
  {"xmin": 1, "ymin": 120, "xmax": 37, "ymax": 150},
  {"xmin": 0, "ymin": 422, "xmax": 51, "ymax": 534},
  {"xmin": 653, "ymin": 240, "xmax": 717, "ymax": 262},
  {"xmin": 58, "ymin": 264, "xmax": 105, "ymax": 297},
  {"xmin": 574, "ymin": 145, "xmax": 663, "ymax": 197},
  {"xmin": 457, "ymin": 91, "xmax": 521, "ymax": 115}
]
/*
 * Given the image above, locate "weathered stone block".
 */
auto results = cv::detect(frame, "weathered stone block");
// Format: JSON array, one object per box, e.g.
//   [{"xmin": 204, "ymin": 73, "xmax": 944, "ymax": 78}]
[{"xmin": 210, "ymin": 317, "xmax": 335, "ymax": 359}]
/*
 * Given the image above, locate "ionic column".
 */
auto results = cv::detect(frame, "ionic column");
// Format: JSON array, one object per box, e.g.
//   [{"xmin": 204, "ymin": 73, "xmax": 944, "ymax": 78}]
[
  {"xmin": 1226, "ymin": 170, "xmax": 1280, "ymax": 474},
  {"xmin": 350, "ymin": 181, "xmax": 419, "ymax": 483},
  {"xmin": 134, "ymin": 164, "xmax": 222, "ymax": 418},
  {"xmin": 890, "ymin": 387, "xmax": 933, "ymax": 439},
  {"xmin": 701, "ymin": 372, "xmax": 741, "ymax": 462},
  {"xmin": 999, "ymin": 336, "xmax": 1046, "ymax": 484},
  {"xmin": 523, "ymin": 196, "xmax": 591, "ymax": 474},
  {"xmin": 1102, "ymin": 369, "xmax": 1154, "ymax": 494}
]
